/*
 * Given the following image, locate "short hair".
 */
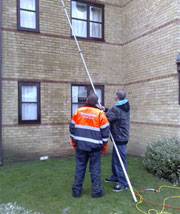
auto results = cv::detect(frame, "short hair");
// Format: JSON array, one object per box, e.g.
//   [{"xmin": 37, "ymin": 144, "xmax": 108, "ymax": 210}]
[
  {"xmin": 87, "ymin": 93, "xmax": 98, "ymax": 105},
  {"xmin": 116, "ymin": 89, "xmax": 126, "ymax": 100}
]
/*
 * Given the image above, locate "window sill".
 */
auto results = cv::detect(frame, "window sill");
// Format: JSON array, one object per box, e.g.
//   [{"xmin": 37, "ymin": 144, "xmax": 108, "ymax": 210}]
[
  {"xmin": 17, "ymin": 27, "xmax": 40, "ymax": 33},
  {"xmin": 18, "ymin": 120, "xmax": 41, "ymax": 125},
  {"xmin": 71, "ymin": 35, "xmax": 105, "ymax": 43}
]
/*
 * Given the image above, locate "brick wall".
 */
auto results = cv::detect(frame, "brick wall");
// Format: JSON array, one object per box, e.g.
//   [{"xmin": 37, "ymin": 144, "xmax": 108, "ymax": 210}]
[
  {"xmin": 122, "ymin": 0, "xmax": 180, "ymax": 156},
  {"xmin": 2, "ymin": 0, "xmax": 180, "ymax": 162},
  {"xmin": 2, "ymin": 0, "xmax": 123, "ymax": 162}
]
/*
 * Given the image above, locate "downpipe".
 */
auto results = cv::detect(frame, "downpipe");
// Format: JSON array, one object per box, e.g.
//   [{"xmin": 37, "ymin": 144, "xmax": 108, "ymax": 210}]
[{"xmin": 0, "ymin": 0, "xmax": 3, "ymax": 166}]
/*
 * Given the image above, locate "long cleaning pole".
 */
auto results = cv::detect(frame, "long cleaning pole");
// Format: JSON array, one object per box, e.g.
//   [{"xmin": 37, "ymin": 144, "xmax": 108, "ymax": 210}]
[{"xmin": 60, "ymin": 0, "xmax": 137, "ymax": 203}]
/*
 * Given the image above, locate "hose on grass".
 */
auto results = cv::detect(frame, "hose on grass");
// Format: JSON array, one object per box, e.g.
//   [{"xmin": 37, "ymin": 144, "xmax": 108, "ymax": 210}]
[{"xmin": 135, "ymin": 185, "xmax": 180, "ymax": 214}]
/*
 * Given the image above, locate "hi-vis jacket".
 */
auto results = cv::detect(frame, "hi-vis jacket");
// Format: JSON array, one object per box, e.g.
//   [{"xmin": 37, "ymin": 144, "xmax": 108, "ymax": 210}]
[{"xmin": 69, "ymin": 104, "xmax": 110, "ymax": 151}]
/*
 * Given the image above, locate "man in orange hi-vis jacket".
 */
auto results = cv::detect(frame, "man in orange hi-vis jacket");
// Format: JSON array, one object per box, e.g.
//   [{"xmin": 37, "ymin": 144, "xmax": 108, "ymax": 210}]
[{"xmin": 69, "ymin": 93, "xmax": 110, "ymax": 198}]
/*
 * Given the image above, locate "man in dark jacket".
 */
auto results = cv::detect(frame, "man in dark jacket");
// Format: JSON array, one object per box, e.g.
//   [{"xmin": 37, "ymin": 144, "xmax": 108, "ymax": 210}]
[
  {"xmin": 104, "ymin": 89, "xmax": 130, "ymax": 192},
  {"xmin": 69, "ymin": 93, "xmax": 110, "ymax": 198}
]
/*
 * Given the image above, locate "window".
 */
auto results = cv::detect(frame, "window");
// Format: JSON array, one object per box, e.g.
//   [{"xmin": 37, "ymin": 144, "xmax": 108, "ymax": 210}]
[
  {"xmin": 17, "ymin": 0, "xmax": 39, "ymax": 32},
  {"xmin": 71, "ymin": 0, "xmax": 104, "ymax": 40},
  {"xmin": 71, "ymin": 84, "xmax": 104, "ymax": 114},
  {"xmin": 18, "ymin": 82, "xmax": 41, "ymax": 124}
]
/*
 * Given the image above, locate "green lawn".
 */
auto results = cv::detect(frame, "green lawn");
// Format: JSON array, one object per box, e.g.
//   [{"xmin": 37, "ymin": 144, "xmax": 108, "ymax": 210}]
[{"xmin": 0, "ymin": 155, "xmax": 180, "ymax": 214}]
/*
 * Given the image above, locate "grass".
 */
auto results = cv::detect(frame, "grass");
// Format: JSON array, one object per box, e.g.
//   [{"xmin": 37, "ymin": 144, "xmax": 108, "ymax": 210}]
[{"xmin": 0, "ymin": 155, "xmax": 180, "ymax": 214}]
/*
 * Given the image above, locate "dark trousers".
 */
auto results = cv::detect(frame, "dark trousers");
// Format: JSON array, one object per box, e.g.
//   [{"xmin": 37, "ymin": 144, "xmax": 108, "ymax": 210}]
[
  {"xmin": 72, "ymin": 149, "xmax": 103, "ymax": 196},
  {"xmin": 110, "ymin": 144, "xmax": 128, "ymax": 188}
]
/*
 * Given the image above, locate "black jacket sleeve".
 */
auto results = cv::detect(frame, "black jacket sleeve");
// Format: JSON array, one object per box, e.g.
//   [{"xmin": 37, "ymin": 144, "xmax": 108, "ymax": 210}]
[{"xmin": 106, "ymin": 106, "xmax": 120, "ymax": 122}]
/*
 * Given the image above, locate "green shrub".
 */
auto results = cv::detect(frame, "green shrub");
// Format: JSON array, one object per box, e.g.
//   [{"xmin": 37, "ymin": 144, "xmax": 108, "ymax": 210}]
[{"xmin": 143, "ymin": 137, "xmax": 180, "ymax": 185}]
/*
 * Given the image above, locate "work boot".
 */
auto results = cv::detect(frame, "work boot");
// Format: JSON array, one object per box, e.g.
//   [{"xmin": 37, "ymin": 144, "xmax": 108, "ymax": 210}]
[
  {"xmin": 92, "ymin": 190, "xmax": 106, "ymax": 198},
  {"xmin": 72, "ymin": 191, "xmax": 81, "ymax": 198}
]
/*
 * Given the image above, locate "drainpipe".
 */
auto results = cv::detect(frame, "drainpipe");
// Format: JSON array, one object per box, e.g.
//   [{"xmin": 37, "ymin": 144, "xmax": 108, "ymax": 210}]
[
  {"xmin": 176, "ymin": 53, "xmax": 180, "ymax": 105},
  {"xmin": 0, "ymin": 0, "xmax": 2, "ymax": 166}
]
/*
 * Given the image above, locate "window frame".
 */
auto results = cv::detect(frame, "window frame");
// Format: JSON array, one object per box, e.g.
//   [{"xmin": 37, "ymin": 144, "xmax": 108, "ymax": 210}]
[
  {"xmin": 71, "ymin": 0, "xmax": 104, "ymax": 41},
  {"xmin": 17, "ymin": 0, "xmax": 40, "ymax": 32},
  {"xmin": 18, "ymin": 82, "xmax": 41, "ymax": 124},
  {"xmin": 71, "ymin": 84, "xmax": 104, "ymax": 115}
]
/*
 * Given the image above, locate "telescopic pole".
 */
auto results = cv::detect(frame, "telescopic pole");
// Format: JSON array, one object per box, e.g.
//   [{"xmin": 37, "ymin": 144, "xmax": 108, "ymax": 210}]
[{"xmin": 60, "ymin": 0, "xmax": 137, "ymax": 203}]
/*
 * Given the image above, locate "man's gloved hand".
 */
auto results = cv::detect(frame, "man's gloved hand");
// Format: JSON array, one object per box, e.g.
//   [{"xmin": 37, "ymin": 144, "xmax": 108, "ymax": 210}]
[
  {"xmin": 71, "ymin": 139, "xmax": 76, "ymax": 150},
  {"xmin": 101, "ymin": 143, "xmax": 107, "ymax": 154}
]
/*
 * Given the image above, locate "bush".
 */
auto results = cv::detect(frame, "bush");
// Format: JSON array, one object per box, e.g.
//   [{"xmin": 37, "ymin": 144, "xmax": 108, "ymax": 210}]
[{"xmin": 143, "ymin": 137, "xmax": 180, "ymax": 185}]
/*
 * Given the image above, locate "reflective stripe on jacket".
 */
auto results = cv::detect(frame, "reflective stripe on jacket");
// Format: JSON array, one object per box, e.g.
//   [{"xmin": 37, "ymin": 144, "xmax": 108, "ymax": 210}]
[{"xmin": 69, "ymin": 105, "xmax": 110, "ymax": 151}]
